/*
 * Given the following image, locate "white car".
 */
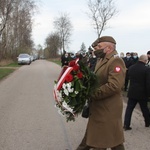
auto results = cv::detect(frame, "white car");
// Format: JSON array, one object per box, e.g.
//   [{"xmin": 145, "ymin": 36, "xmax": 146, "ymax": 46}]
[
  {"xmin": 18, "ymin": 53, "xmax": 31, "ymax": 65},
  {"xmin": 30, "ymin": 55, "xmax": 34, "ymax": 62}
]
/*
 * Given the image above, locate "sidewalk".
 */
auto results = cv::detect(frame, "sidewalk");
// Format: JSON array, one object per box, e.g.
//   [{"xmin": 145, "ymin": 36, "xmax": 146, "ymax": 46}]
[{"xmin": 122, "ymin": 94, "xmax": 150, "ymax": 150}]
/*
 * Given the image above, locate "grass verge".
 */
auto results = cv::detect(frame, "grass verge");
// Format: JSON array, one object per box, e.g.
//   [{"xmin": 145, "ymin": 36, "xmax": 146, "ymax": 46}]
[
  {"xmin": 49, "ymin": 58, "xmax": 61, "ymax": 66},
  {"xmin": 5, "ymin": 62, "xmax": 19, "ymax": 67},
  {"xmin": 0, "ymin": 61, "xmax": 20, "ymax": 80},
  {"xmin": 0, "ymin": 68, "xmax": 15, "ymax": 80}
]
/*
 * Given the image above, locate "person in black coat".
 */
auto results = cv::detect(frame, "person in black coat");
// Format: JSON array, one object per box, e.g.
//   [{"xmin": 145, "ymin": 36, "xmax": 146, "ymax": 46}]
[
  {"xmin": 123, "ymin": 52, "xmax": 134, "ymax": 91},
  {"xmin": 132, "ymin": 52, "xmax": 139, "ymax": 64},
  {"xmin": 88, "ymin": 51, "xmax": 97, "ymax": 72},
  {"xmin": 123, "ymin": 55, "xmax": 150, "ymax": 130},
  {"xmin": 61, "ymin": 53, "xmax": 70, "ymax": 67}
]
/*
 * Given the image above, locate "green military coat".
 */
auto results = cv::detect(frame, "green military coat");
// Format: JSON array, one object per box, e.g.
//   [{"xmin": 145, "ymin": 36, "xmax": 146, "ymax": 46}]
[{"xmin": 86, "ymin": 50, "xmax": 126, "ymax": 148}]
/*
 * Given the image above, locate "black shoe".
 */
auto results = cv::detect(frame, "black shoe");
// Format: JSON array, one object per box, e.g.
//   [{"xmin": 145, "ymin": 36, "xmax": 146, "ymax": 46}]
[{"xmin": 123, "ymin": 126, "xmax": 132, "ymax": 131}]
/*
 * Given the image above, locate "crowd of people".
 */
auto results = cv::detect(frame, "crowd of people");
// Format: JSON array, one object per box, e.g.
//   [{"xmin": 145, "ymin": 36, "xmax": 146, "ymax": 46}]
[
  {"xmin": 60, "ymin": 36, "xmax": 150, "ymax": 150},
  {"xmin": 119, "ymin": 51, "xmax": 150, "ymax": 91},
  {"xmin": 61, "ymin": 50, "xmax": 150, "ymax": 92},
  {"xmin": 60, "ymin": 49, "xmax": 97, "ymax": 72}
]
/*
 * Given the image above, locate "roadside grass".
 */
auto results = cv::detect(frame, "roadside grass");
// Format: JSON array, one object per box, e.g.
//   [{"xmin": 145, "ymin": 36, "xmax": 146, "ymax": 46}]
[
  {"xmin": 0, "ymin": 59, "xmax": 61, "ymax": 81},
  {"xmin": 49, "ymin": 58, "xmax": 61, "ymax": 66},
  {"xmin": 0, "ymin": 68, "xmax": 15, "ymax": 80},
  {"xmin": 5, "ymin": 61, "xmax": 20, "ymax": 67},
  {"xmin": 0, "ymin": 61, "xmax": 20, "ymax": 80}
]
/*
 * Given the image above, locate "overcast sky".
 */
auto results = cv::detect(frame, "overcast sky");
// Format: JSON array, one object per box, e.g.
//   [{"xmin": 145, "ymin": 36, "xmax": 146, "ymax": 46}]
[{"xmin": 32, "ymin": 0, "xmax": 150, "ymax": 56}]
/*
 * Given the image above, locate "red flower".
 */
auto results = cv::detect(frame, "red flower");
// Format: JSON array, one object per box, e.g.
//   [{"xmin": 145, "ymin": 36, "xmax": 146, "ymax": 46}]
[
  {"xmin": 77, "ymin": 72, "xmax": 83, "ymax": 79},
  {"xmin": 73, "ymin": 64, "xmax": 79, "ymax": 71},
  {"xmin": 65, "ymin": 74, "xmax": 73, "ymax": 82},
  {"xmin": 69, "ymin": 60, "xmax": 76, "ymax": 67}
]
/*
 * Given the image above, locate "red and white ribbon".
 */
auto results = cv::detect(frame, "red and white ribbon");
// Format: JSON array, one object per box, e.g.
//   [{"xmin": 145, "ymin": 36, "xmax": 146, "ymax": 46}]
[
  {"xmin": 53, "ymin": 66, "xmax": 73, "ymax": 102},
  {"xmin": 53, "ymin": 58, "xmax": 79, "ymax": 116},
  {"xmin": 56, "ymin": 67, "xmax": 73, "ymax": 90}
]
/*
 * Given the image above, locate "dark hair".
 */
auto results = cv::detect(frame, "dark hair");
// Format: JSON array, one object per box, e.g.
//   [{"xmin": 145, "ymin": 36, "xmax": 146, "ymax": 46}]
[
  {"xmin": 147, "ymin": 51, "xmax": 150, "ymax": 55},
  {"xmin": 126, "ymin": 52, "xmax": 130, "ymax": 55}
]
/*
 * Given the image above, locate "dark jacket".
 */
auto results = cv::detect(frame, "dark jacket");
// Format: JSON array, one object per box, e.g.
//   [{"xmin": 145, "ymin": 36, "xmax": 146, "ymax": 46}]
[
  {"xmin": 88, "ymin": 56, "xmax": 97, "ymax": 72},
  {"xmin": 146, "ymin": 68, "xmax": 150, "ymax": 97},
  {"xmin": 127, "ymin": 61, "xmax": 150, "ymax": 99},
  {"xmin": 123, "ymin": 57, "xmax": 134, "ymax": 69},
  {"xmin": 61, "ymin": 56, "xmax": 69, "ymax": 67},
  {"xmin": 132, "ymin": 57, "xmax": 139, "ymax": 65}
]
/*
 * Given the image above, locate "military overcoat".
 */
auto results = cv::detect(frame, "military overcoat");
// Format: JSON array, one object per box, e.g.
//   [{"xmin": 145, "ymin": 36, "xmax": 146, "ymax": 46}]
[{"xmin": 86, "ymin": 50, "xmax": 126, "ymax": 148}]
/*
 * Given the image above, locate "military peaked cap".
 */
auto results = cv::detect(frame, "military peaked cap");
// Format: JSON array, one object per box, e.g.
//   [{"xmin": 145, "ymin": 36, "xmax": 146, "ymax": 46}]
[{"xmin": 98, "ymin": 36, "xmax": 116, "ymax": 44}]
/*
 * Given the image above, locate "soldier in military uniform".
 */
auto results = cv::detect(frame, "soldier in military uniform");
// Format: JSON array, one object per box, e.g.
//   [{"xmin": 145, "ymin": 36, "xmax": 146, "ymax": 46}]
[{"xmin": 76, "ymin": 36, "xmax": 126, "ymax": 150}]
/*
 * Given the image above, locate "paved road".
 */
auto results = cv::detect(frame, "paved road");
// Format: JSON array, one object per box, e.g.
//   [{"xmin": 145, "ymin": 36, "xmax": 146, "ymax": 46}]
[
  {"xmin": 0, "ymin": 60, "xmax": 87, "ymax": 150},
  {"xmin": 0, "ymin": 60, "xmax": 149, "ymax": 150}
]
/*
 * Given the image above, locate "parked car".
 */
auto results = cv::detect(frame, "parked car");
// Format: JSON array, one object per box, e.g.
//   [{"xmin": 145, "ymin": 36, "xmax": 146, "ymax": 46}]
[
  {"xmin": 30, "ymin": 55, "xmax": 34, "ymax": 62},
  {"xmin": 17, "ymin": 53, "xmax": 31, "ymax": 65}
]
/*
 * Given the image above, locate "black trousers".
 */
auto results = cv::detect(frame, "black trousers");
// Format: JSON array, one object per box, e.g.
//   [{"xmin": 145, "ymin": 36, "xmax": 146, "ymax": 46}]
[
  {"xmin": 124, "ymin": 72, "xmax": 129, "ymax": 91},
  {"xmin": 124, "ymin": 98, "xmax": 150, "ymax": 127}
]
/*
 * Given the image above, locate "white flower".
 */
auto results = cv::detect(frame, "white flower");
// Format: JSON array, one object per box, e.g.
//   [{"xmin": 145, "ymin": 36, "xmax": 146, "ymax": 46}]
[
  {"xmin": 64, "ymin": 82, "xmax": 73, "ymax": 93},
  {"xmin": 66, "ymin": 82, "xmax": 72, "ymax": 88},
  {"xmin": 62, "ymin": 101, "xmax": 73, "ymax": 113},
  {"xmin": 56, "ymin": 90, "xmax": 62, "ymax": 102},
  {"xmin": 68, "ymin": 87, "xmax": 74, "ymax": 93},
  {"xmin": 75, "ymin": 91, "xmax": 79, "ymax": 94},
  {"xmin": 62, "ymin": 101, "xmax": 68, "ymax": 107},
  {"xmin": 64, "ymin": 88, "xmax": 69, "ymax": 96},
  {"xmin": 62, "ymin": 83, "xmax": 67, "ymax": 89}
]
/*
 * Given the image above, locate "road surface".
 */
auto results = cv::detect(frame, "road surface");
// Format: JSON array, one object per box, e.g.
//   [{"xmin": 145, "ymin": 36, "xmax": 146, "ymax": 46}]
[{"xmin": 0, "ymin": 60, "xmax": 149, "ymax": 150}]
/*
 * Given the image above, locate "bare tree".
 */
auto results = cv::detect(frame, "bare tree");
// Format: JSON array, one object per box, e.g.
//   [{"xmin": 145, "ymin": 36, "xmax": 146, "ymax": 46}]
[
  {"xmin": 0, "ymin": 0, "xmax": 37, "ymax": 60},
  {"xmin": 12, "ymin": 0, "xmax": 36, "ymax": 55},
  {"xmin": 0, "ymin": 0, "xmax": 15, "ymax": 37},
  {"xmin": 87, "ymin": 0, "xmax": 118, "ymax": 37},
  {"xmin": 36, "ymin": 44, "xmax": 43, "ymax": 59},
  {"xmin": 53, "ymin": 13, "xmax": 73, "ymax": 54},
  {"xmin": 45, "ymin": 32, "xmax": 61, "ymax": 58},
  {"xmin": 0, "ymin": 0, "xmax": 15, "ymax": 60}
]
